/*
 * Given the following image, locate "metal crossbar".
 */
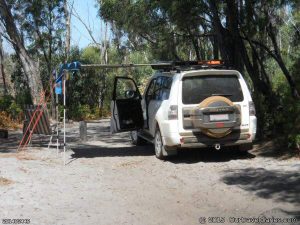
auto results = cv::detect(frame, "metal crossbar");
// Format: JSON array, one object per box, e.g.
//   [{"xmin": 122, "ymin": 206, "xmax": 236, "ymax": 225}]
[{"xmin": 79, "ymin": 60, "xmax": 230, "ymax": 72}]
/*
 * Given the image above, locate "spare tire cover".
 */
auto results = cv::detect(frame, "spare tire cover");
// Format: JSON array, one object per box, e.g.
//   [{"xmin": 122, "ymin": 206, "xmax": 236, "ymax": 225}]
[{"xmin": 191, "ymin": 96, "xmax": 241, "ymax": 138}]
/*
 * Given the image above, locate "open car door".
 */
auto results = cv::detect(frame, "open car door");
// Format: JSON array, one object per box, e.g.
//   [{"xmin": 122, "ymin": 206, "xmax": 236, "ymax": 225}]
[{"xmin": 110, "ymin": 76, "xmax": 144, "ymax": 133}]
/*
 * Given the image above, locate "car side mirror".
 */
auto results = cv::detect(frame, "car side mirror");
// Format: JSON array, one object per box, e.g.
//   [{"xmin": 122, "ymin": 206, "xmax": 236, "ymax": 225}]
[{"xmin": 125, "ymin": 90, "xmax": 136, "ymax": 99}]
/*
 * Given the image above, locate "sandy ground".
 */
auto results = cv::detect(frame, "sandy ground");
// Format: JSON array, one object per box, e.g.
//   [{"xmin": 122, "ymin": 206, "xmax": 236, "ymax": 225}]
[{"xmin": 0, "ymin": 119, "xmax": 299, "ymax": 225}]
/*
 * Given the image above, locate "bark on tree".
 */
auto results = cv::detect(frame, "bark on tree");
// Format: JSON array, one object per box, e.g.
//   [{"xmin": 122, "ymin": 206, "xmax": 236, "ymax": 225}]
[
  {"xmin": 266, "ymin": 20, "xmax": 300, "ymax": 98},
  {"xmin": 99, "ymin": 23, "xmax": 108, "ymax": 118},
  {"xmin": 0, "ymin": 0, "xmax": 43, "ymax": 104},
  {"xmin": 225, "ymin": 0, "xmax": 244, "ymax": 73},
  {"xmin": 64, "ymin": 0, "xmax": 72, "ymax": 61},
  {"xmin": 208, "ymin": 0, "xmax": 273, "ymax": 97},
  {"xmin": 0, "ymin": 36, "xmax": 7, "ymax": 94},
  {"xmin": 209, "ymin": 0, "xmax": 230, "ymax": 63}
]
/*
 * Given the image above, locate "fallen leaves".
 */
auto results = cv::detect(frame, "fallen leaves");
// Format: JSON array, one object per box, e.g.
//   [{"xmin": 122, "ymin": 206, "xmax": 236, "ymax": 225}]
[
  {"xmin": 0, "ymin": 177, "xmax": 13, "ymax": 186},
  {"xmin": 0, "ymin": 111, "xmax": 22, "ymax": 130}
]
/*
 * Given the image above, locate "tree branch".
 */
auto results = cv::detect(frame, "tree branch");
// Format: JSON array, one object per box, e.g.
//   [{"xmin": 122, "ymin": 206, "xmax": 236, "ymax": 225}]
[{"xmin": 71, "ymin": 4, "xmax": 101, "ymax": 46}]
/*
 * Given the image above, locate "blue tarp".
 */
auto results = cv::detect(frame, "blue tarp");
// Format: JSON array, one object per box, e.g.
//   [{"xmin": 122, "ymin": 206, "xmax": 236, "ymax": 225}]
[
  {"xmin": 55, "ymin": 61, "xmax": 81, "ymax": 83},
  {"xmin": 55, "ymin": 61, "xmax": 81, "ymax": 95},
  {"xmin": 55, "ymin": 81, "xmax": 62, "ymax": 95}
]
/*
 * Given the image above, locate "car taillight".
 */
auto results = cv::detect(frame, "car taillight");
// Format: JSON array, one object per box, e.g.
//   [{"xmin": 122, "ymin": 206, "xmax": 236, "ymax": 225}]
[
  {"xmin": 168, "ymin": 105, "xmax": 178, "ymax": 120},
  {"xmin": 249, "ymin": 101, "xmax": 256, "ymax": 116}
]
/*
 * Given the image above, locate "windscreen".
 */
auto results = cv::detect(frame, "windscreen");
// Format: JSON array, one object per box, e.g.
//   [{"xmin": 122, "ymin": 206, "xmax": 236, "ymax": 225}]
[{"xmin": 182, "ymin": 75, "xmax": 244, "ymax": 104}]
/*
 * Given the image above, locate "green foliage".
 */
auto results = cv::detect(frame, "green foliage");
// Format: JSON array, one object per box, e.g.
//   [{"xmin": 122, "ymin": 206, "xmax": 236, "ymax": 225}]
[
  {"xmin": 61, "ymin": 44, "xmax": 153, "ymax": 120},
  {"xmin": 68, "ymin": 104, "xmax": 101, "ymax": 121},
  {"xmin": 13, "ymin": 0, "xmax": 65, "ymax": 62},
  {"xmin": 0, "ymin": 95, "xmax": 22, "ymax": 121},
  {"xmin": 8, "ymin": 101, "xmax": 22, "ymax": 119},
  {"xmin": 98, "ymin": 0, "xmax": 300, "ymax": 153},
  {"xmin": 1, "ymin": 0, "xmax": 299, "ymax": 152},
  {"xmin": 100, "ymin": 0, "xmax": 202, "ymax": 60},
  {"xmin": 81, "ymin": 46, "xmax": 101, "ymax": 63},
  {"xmin": 0, "ymin": 95, "xmax": 14, "ymax": 111},
  {"xmin": 8, "ymin": 0, "xmax": 66, "ymax": 95}
]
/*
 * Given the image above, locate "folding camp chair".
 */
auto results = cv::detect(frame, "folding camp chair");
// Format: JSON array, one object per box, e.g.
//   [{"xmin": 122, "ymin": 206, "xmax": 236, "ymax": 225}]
[{"xmin": 22, "ymin": 105, "xmax": 60, "ymax": 149}]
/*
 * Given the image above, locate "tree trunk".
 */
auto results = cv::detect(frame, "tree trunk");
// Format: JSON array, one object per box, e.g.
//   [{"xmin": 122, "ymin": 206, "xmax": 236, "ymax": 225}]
[
  {"xmin": 266, "ymin": 21, "xmax": 300, "ymax": 98},
  {"xmin": 0, "ymin": 0, "xmax": 43, "ymax": 104},
  {"xmin": 64, "ymin": 0, "xmax": 71, "ymax": 61},
  {"xmin": 212, "ymin": 34, "xmax": 219, "ymax": 59},
  {"xmin": 209, "ymin": 0, "xmax": 229, "ymax": 62},
  {"xmin": 99, "ymin": 23, "xmax": 108, "ymax": 118},
  {"xmin": 225, "ymin": 0, "xmax": 244, "ymax": 72},
  {"xmin": 0, "ymin": 36, "xmax": 7, "ymax": 94}
]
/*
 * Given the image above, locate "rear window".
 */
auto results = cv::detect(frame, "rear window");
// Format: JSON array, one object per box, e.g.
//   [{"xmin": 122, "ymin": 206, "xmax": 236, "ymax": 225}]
[{"xmin": 182, "ymin": 75, "xmax": 244, "ymax": 104}]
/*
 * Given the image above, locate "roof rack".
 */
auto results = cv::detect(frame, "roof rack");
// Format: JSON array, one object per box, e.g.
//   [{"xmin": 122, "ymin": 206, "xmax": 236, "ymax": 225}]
[
  {"xmin": 151, "ymin": 60, "xmax": 232, "ymax": 71},
  {"xmin": 59, "ymin": 60, "xmax": 231, "ymax": 75}
]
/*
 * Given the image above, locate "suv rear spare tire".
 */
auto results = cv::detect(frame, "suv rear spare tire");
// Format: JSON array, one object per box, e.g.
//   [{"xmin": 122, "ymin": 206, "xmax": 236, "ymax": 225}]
[{"xmin": 191, "ymin": 96, "xmax": 241, "ymax": 138}]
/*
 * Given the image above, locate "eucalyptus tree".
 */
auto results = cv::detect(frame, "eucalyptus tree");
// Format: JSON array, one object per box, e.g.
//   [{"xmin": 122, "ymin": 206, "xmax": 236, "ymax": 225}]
[
  {"xmin": 0, "ymin": 36, "xmax": 7, "ymax": 94},
  {"xmin": 0, "ymin": 0, "xmax": 43, "ymax": 103},
  {"xmin": 98, "ymin": 0, "xmax": 300, "ymax": 143},
  {"xmin": 0, "ymin": 0, "xmax": 66, "ymax": 104}
]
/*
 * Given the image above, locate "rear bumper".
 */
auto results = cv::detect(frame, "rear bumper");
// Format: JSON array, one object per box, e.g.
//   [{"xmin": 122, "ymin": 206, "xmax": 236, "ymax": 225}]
[
  {"xmin": 180, "ymin": 139, "xmax": 252, "ymax": 148},
  {"xmin": 162, "ymin": 130, "xmax": 253, "ymax": 149},
  {"xmin": 159, "ymin": 119, "xmax": 255, "ymax": 149}
]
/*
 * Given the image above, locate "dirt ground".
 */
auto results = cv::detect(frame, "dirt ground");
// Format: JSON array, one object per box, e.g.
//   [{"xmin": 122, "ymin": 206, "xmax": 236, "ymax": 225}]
[{"xmin": 0, "ymin": 119, "xmax": 299, "ymax": 225}]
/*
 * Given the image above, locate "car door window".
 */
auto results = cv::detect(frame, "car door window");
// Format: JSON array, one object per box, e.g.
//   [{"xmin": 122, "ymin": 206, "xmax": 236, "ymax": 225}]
[
  {"xmin": 146, "ymin": 77, "xmax": 172, "ymax": 101},
  {"xmin": 160, "ymin": 77, "xmax": 172, "ymax": 100},
  {"xmin": 152, "ymin": 77, "xmax": 163, "ymax": 100},
  {"xmin": 114, "ymin": 77, "xmax": 139, "ymax": 100},
  {"xmin": 146, "ymin": 79, "xmax": 157, "ymax": 102}
]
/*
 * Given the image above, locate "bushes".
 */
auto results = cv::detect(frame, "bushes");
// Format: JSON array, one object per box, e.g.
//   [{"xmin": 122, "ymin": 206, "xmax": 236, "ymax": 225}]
[
  {"xmin": 68, "ymin": 104, "xmax": 103, "ymax": 121},
  {"xmin": 0, "ymin": 95, "xmax": 14, "ymax": 111},
  {"xmin": 0, "ymin": 95, "xmax": 22, "ymax": 119},
  {"xmin": 0, "ymin": 111, "xmax": 10, "ymax": 129},
  {"xmin": 275, "ymin": 96, "xmax": 300, "ymax": 150},
  {"xmin": 0, "ymin": 95, "xmax": 23, "ymax": 129},
  {"xmin": 0, "ymin": 110, "xmax": 21, "ymax": 130},
  {"xmin": 270, "ymin": 76, "xmax": 300, "ymax": 151},
  {"xmin": 8, "ymin": 102, "xmax": 22, "ymax": 119}
]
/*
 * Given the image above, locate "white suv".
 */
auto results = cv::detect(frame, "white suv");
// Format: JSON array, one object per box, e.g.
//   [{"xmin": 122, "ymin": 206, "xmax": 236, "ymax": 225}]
[{"xmin": 111, "ymin": 61, "xmax": 257, "ymax": 159}]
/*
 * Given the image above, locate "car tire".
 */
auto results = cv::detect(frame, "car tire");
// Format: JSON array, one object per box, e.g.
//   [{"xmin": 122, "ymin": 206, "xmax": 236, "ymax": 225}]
[
  {"xmin": 154, "ymin": 129, "xmax": 165, "ymax": 159},
  {"xmin": 130, "ymin": 130, "xmax": 146, "ymax": 146}
]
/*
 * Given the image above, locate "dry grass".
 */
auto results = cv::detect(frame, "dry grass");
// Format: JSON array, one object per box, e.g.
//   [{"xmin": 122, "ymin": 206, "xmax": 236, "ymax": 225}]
[
  {"xmin": 0, "ymin": 111, "xmax": 22, "ymax": 130},
  {"xmin": 117, "ymin": 160, "xmax": 144, "ymax": 168},
  {"xmin": 0, "ymin": 177, "xmax": 13, "ymax": 186},
  {"xmin": 0, "ymin": 153, "xmax": 17, "ymax": 158},
  {"xmin": 16, "ymin": 153, "xmax": 36, "ymax": 161},
  {"xmin": 0, "ymin": 152, "xmax": 36, "ymax": 161},
  {"xmin": 19, "ymin": 167, "xmax": 28, "ymax": 173}
]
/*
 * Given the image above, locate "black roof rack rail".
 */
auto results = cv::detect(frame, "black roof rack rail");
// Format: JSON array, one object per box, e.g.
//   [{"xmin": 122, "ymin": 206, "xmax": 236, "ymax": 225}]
[
  {"xmin": 151, "ymin": 60, "xmax": 233, "ymax": 71},
  {"xmin": 77, "ymin": 60, "xmax": 233, "ymax": 72}
]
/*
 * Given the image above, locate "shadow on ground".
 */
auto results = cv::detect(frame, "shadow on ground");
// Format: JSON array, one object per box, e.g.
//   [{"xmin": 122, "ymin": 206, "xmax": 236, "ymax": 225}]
[
  {"xmin": 222, "ymin": 167, "xmax": 300, "ymax": 207},
  {"xmin": 252, "ymin": 140, "xmax": 300, "ymax": 160},
  {"xmin": 169, "ymin": 148, "xmax": 255, "ymax": 164},
  {"xmin": 71, "ymin": 144, "xmax": 256, "ymax": 163},
  {"xmin": 0, "ymin": 132, "xmax": 21, "ymax": 153},
  {"xmin": 71, "ymin": 144, "xmax": 154, "ymax": 158}
]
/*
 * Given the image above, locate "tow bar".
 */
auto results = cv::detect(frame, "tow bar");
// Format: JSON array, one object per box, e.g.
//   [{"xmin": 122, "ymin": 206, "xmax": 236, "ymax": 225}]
[{"xmin": 214, "ymin": 143, "xmax": 221, "ymax": 150}]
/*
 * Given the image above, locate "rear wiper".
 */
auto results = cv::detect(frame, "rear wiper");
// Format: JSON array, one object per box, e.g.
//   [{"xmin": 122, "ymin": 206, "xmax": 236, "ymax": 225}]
[{"xmin": 211, "ymin": 93, "xmax": 233, "ymax": 96}]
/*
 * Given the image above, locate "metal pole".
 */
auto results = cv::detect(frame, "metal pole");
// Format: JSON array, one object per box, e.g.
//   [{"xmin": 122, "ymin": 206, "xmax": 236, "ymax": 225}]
[
  {"xmin": 63, "ymin": 73, "xmax": 66, "ymax": 165},
  {"xmin": 56, "ymin": 72, "xmax": 59, "ymax": 155},
  {"xmin": 80, "ymin": 63, "xmax": 172, "ymax": 69}
]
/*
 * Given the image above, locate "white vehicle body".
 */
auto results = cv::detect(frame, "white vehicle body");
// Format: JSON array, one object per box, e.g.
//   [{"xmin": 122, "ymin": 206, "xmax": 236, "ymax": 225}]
[{"xmin": 111, "ymin": 67, "xmax": 257, "ymax": 159}]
